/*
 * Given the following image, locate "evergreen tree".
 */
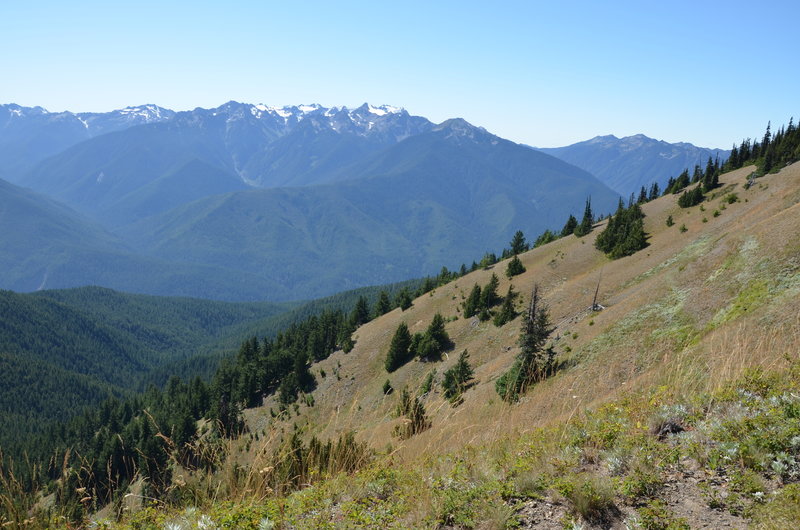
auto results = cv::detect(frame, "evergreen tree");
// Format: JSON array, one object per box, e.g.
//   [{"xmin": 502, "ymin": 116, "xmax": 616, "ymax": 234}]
[
  {"xmin": 480, "ymin": 273, "xmax": 500, "ymax": 311},
  {"xmin": 495, "ymin": 285, "xmax": 555, "ymax": 402},
  {"xmin": 479, "ymin": 252, "xmax": 498, "ymax": 269},
  {"xmin": 493, "ymin": 285, "xmax": 517, "ymax": 327},
  {"xmin": 678, "ymin": 186, "xmax": 704, "ymax": 207},
  {"xmin": 561, "ymin": 214, "xmax": 578, "ymax": 237},
  {"xmin": 533, "ymin": 229, "xmax": 557, "ymax": 248},
  {"xmin": 339, "ymin": 320, "xmax": 356, "ymax": 353},
  {"xmin": 396, "ymin": 289, "xmax": 413, "ymax": 311},
  {"xmin": 637, "ymin": 186, "xmax": 648, "ymax": 204},
  {"xmin": 416, "ymin": 313, "xmax": 450, "ymax": 359},
  {"xmin": 648, "ymin": 182, "xmax": 660, "ymax": 201},
  {"xmin": 692, "ymin": 164, "xmax": 703, "ymax": 183},
  {"xmin": 671, "ymin": 169, "xmax": 690, "ymax": 193},
  {"xmin": 664, "ymin": 176, "xmax": 676, "ymax": 195},
  {"xmin": 463, "ymin": 284, "xmax": 482, "ymax": 318},
  {"xmin": 595, "ymin": 199, "xmax": 648, "ymax": 259},
  {"xmin": 509, "ymin": 230, "xmax": 529, "ymax": 255},
  {"xmin": 374, "ymin": 291, "xmax": 391, "ymax": 317},
  {"xmin": 350, "ymin": 296, "xmax": 370, "ymax": 327},
  {"xmin": 505, "ymin": 254, "xmax": 526, "ymax": 278},
  {"xmin": 385, "ymin": 323, "xmax": 413, "ymax": 372},
  {"xmin": 574, "ymin": 197, "xmax": 594, "ymax": 237},
  {"xmin": 442, "ymin": 350, "xmax": 474, "ymax": 403}
]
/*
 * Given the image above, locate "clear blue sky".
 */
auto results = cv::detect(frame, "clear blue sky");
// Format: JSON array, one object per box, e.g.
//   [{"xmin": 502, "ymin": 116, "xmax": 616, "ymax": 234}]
[{"xmin": 2, "ymin": 1, "xmax": 797, "ymax": 148}]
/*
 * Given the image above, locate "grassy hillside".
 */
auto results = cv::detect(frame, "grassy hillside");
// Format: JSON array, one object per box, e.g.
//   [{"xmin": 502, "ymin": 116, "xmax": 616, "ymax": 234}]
[
  {"xmin": 97, "ymin": 161, "xmax": 800, "ymax": 528},
  {"xmin": 0, "ymin": 176, "xmax": 313, "ymax": 301}
]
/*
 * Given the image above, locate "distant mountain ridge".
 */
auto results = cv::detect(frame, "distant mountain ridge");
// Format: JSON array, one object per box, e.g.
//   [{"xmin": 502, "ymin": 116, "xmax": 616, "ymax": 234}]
[
  {"xmin": 118, "ymin": 119, "xmax": 620, "ymax": 300},
  {"xmin": 0, "ymin": 103, "xmax": 174, "ymax": 179},
  {"xmin": 538, "ymin": 134, "xmax": 730, "ymax": 195},
  {"xmin": 1, "ymin": 102, "xmax": 431, "ymax": 186},
  {"xmin": 1, "ymin": 101, "xmax": 621, "ymax": 301}
]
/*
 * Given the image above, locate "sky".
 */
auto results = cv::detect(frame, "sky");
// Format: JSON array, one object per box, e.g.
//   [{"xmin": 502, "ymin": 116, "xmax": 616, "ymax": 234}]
[{"xmin": 2, "ymin": 0, "xmax": 798, "ymax": 148}]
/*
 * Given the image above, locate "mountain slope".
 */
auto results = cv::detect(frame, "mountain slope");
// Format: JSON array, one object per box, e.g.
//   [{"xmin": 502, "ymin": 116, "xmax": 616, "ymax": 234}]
[
  {"xmin": 284, "ymin": 162, "xmax": 798, "ymax": 459},
  {"xmin": 16, "ymin": 102, "xmax": 433, "ymax": 224},
  {"xmin": 119, "ymin": 120, "xmax": 620, "ymax": 300},
  {"xmin": 539, "ymin": 134, "xmax": 730, "ymax": 195},
  {"xmin": 0, "ymin": 103, "xmax": 172, "ymax": 180},
  {"xmin": 0, "ymin": 177, "xmax": 309, "ymax": 300},
  {"xmin": 91, "ymin": 160, "xmax": 800, "ymax": 529}
]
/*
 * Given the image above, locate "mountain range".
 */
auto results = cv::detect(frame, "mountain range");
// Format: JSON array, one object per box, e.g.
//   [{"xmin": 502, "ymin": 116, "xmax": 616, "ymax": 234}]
[
  {"xmin": 1, "ymin": 102, "xmax": 624, "ymax": 300},
  {"xmin": 538, "ymin": 134, "xmax": 730, "ymax": 195},
  {"xmin": 2, "ymin": 101, "xmax": 728, "ymax": 301}
]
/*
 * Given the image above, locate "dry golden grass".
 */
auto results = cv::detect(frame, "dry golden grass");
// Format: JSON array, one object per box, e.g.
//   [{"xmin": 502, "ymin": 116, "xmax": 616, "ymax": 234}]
[{"xmin": 238, "ymin": 162, "xmax": 800, "ymax": 470}]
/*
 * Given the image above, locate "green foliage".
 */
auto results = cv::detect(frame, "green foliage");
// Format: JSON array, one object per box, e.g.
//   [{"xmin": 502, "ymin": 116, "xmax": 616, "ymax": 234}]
[
  {"xmin": 442, "ymin": 351, "xmax": 474, "ymax": 404},
  {"xmin": 394, "ymin": 388, "xmax": 429, "ymax": 439},
  {"xmin": 493, "ymin": 285, "xmax": 517, "ymax": 327},
  {"xmin": 665, "ymin": 215, "xmax": 674, "ymax": 227},
  {"xmin": 677, "ymin": 186, "xmax": 704, "ymax": 208},
  {"xmin": 350, "ymin": 296, "xmax": 371, "ymax": 327},
  {"xmin": 556, "ymin": 473, "xmax": 617, "ymax": 523},
  {"xmin": 463, "ymin": 284, "xmax": 482, "ymax": 318},
  {"xmin": 561, "ymin": 214, "xmax": 578, "ymax": 237},
  {"xmin": 724, "ymin": 192, "xmax": 739, "ymax": 204},
  {"xmin": 480, "ymin": 273, "xmax": 500, "ymax": 312},
  {"xmin": 382, "ymin": 379, "xmax": 393, "ymax": 395},
  {"xmin": 375, "ymin": 290, "xmax": 392, "ymax": 317},
  {"xmin": 533, "ymin": 229, "xmax": 557, "ymax": 248},
  {"xmin": 496, "ymin": 285, "xmax": 556, "ymax": 402},
  {"xmin": 415, "ymin": 313, "xmax": 451, "ymax": 360},
  {"xmin": 637, "ymin": 500, "xmax": 690, "ymax": 529},
  {"xmin": 479, "ymin": 252, "xmax": 498, "ymax": 269},
  {"xmin": 509, "ymin": 230, "xmax": 529, "ymax": 255},
  {"xmin": 750, "ymin": 484, "xmax": 800, "ymax": 529},
  {"xmin": 396, "ymin": 289, "xmax": 413, "ymax": 311},
  {"xmin": 419, "ymin": 370, "xmax": 436, "ymax": 395},
  {"xmin": 385, "ymin": 323, "xmax": 413, "ymax": 372},
  {"xmin": 667, "ymin": 169, "xmax": 690, "ymax": 194},
  {"xmin": 595, "ymin": 199, "xmax": 648, "ymax": 259},
  {"xmin": 573, "ymin": 197, "xmax": 594, "ymax": 237},
  {"xmin": 505, "ymin": 254, "xmax": 526, "ymax": 278}
]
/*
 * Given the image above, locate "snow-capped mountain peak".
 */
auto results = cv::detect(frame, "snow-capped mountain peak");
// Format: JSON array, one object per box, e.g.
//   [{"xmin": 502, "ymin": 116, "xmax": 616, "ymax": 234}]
[{"xmin": 115, "ymin": 104, "xmax": 169, "ymax": 122}]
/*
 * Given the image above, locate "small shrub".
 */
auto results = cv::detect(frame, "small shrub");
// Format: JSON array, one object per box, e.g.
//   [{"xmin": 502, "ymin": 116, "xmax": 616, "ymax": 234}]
[
  {"xmin": 419, "ymin": 370, "xmax": 436, "ymax": 395},
  {"xmin": 679, "ymin": 224, "xmax": 687, "ymax": 233},
  {"xmin": 637, "ymin": 499, "xmax": 690, "ymax": 529},
  {"xmin": 557, "ymin": 473, "xmax": 617, "ymax": 523},
  {"xmin": 665, "ymin": 215, "xmax": 674, "ymax": 227}
]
